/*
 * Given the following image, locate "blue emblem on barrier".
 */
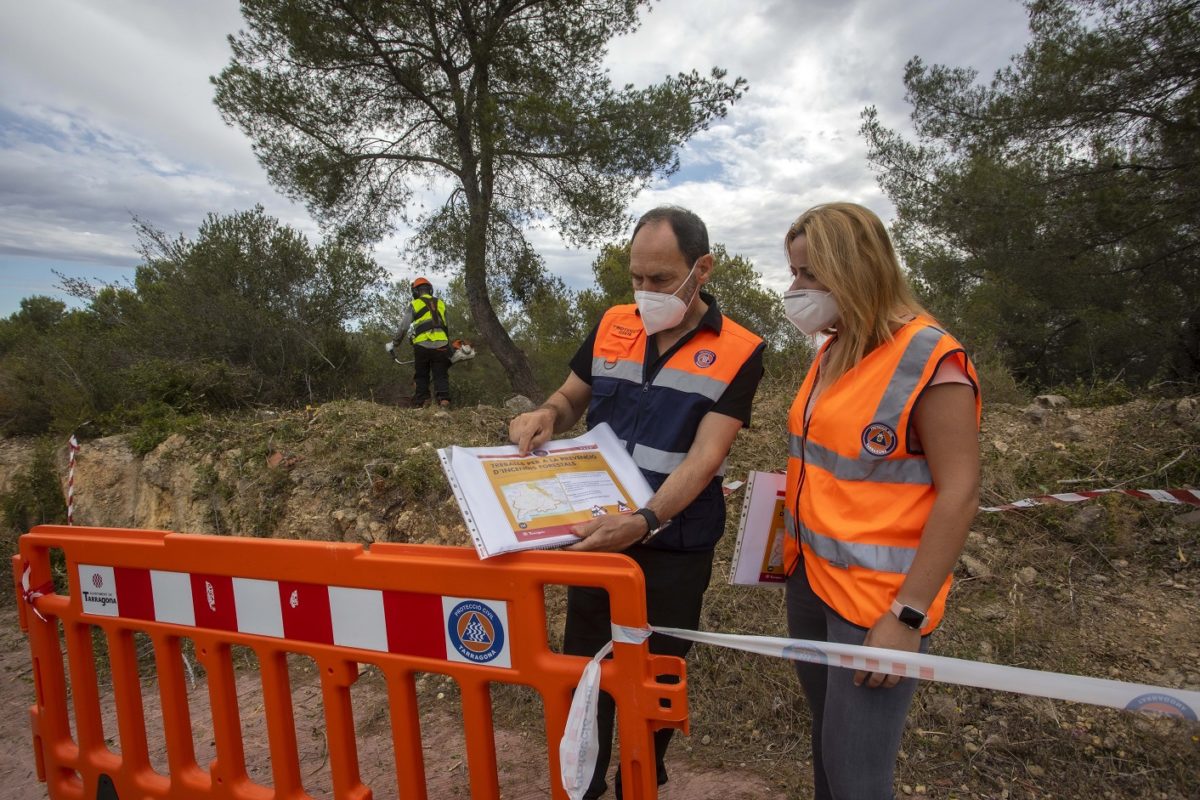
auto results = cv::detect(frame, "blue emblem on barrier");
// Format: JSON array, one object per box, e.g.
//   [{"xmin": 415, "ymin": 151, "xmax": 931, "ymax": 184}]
[
  {"xmin": 1124, "ymin": 693, "xmax": 1197, "ymax": 721},
  {"xmin": 448, "ymin": 600, "xmax": 506, "ymax": 664}
]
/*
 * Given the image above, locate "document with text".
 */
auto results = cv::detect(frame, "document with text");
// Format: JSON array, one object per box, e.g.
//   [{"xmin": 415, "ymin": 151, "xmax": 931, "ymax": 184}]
[
  {"xmin": 729, "ymin": 470, "xmax": 789, "ymax": 586},
  {"xmin": 439, "ymin": 423, "xmax": 653, "ymax": 558}
]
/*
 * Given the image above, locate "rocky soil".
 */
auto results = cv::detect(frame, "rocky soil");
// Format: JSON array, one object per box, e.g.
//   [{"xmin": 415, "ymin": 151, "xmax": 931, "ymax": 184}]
[{"xmin": 1, "ymin": 391, "xmax": 1198, "ymax": 798}]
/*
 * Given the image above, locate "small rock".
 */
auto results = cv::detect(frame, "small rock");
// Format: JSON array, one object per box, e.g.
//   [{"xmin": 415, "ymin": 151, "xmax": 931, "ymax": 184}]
[
  {"xmin": 1112, "ymin": 558, "xmax": 1128, "ymax": 568},
  {"xmin": 433, "ymin": 410, "xmax": 450, "ymax": 419},
  {"xmin": 922, "ymin": 693, "xmax": 959, "ymax": 722},
  {"xmin": 1074, "ymin": 504, "xmax": 1107, "ymax": 536},
  {"xmin": 1177, "ymin": 508, "xmax": 1200, "ymax": 526},
  {"xmin": 504, "ymin": 395, "xmax": 537, "ymax": 414},
  {"xmin": 992, "ymin": 440, "xmax": 1009, "ymax": 454},
  {"xmin": 1024, "ymin": 405, "xmax": 1050, "ymax": 424},
  {"xmin": 979, "ymin": 604, "xmax": 1007, "ymax": 622},
  {"xmin": 960, "ymin": 553, "xmax": 992, "ymax": 579},
  {"xmin": 1028, "ymin": 765, "xmax": 1045, "ymax": 778},
  {"xmin": 1064, "ymin": 424, "xmax": 1087, "ymax": 442},
  {"xmin": 1088, "ymin": 574, "xmax": 1109, "ymax": 584},
  {"xmin": 701, "ymin": 734, "xmax": 711, "ymax": 745},
  {"xmin": 1174, "ymin": 397, "xmax": 1197, "ymax": 422},
  {"xmin": 1035, "ymin": 394, "xmax": 1070, "ymax": 409},
  {"xmin": 1016, "ymin": 566, "xmax": 1038, "ymax": 584}
]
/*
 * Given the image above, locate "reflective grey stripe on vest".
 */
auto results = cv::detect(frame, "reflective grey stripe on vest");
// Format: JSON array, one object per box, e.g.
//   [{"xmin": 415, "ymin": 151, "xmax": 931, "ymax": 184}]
[
  {"xmin": 788, "ymin": 435, "xmax": 932, "ymax": 484},
  {"xmin": 652, "ymin": 366, "xmax": 728, "ymax": 402},
  {"xmin": 806, "ymin": 440, "xmax": 931, "ymax": 484},
  {"xmin": 590, "ymin": 356, "xmax": 642, "ymax": 385},
  {"xmin": 631, "ymin": 443, "xmax": 726, "ymax": 477},
  {"xmin": 788, "ymin": 433, "xmax": 804, "ymax": 459},
  {"xmin": 784, "ymin": 510, "xmax": 916, "ymax": 574},
  {"xmin": 868, "ymin": 325, "xmax": 945, "ymax": 434}
]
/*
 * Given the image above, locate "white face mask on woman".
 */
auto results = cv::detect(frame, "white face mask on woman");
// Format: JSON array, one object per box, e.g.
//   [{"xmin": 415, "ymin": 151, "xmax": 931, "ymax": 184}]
[
  {"xmin": 784, "ymin": 288, "xmax": 840, "ymax": 335},
  {"xmin": 635, "ymin": 264, "xmax": 698, "ymax": 335}
]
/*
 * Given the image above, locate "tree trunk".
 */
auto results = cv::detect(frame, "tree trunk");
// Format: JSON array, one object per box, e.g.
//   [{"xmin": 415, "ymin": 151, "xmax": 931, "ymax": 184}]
[{"xmin": 462, "ymin": 206, "xmax": 543, "ymax": 402}]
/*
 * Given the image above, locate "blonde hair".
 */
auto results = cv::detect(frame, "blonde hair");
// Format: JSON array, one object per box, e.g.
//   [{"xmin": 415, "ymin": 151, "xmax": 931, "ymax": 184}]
[{"xmin": 785, "ymin": 202, "xmax": 925, "ymax": 383}]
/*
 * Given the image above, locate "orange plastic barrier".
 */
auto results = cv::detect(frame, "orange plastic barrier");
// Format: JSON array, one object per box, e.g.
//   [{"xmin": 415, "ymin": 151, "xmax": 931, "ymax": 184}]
[{"xmin": 12, "ymin": 525, "xmax": 687, "ymax": 799}]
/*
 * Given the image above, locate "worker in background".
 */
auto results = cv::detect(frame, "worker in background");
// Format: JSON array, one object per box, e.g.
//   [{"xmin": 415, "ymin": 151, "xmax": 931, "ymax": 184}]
[{"xmin": 389, "ymin": 277, "xmax": 452, "ymax": 408}]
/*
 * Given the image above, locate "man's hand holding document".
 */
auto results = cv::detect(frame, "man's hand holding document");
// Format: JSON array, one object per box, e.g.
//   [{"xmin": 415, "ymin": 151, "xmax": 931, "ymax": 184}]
[{"xmin": 438, "ymin": 422, "xmax": 652, "ymax": 558}]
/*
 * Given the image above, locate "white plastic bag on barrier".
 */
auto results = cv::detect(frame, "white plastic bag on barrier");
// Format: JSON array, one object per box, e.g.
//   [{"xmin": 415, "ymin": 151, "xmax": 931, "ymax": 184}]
[{"xmin": 559, "ymin": 641, "xmax": 613, "ymax": 800}]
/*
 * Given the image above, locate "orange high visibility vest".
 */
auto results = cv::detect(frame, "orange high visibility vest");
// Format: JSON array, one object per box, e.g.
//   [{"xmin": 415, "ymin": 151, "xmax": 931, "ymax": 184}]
[
  {"xmin": 589, "ymin": 303, "xmax": 763, "ymax": 551},
  {"xmin": 783, "ymin": 317, "xmax": 981, "ymax": 633}
]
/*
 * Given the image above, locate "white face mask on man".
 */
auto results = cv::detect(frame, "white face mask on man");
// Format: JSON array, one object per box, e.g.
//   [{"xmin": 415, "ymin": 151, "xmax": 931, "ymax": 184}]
[
  {"xmin": 634, "ymin": 263, "xmax": 699, "ymax": 335},
  {"xmin": 783, "ymin": 288, "xmax": 840, "ymax": 335}
]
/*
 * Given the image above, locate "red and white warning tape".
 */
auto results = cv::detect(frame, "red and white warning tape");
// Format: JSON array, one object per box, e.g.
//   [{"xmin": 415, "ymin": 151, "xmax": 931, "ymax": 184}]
[
  {"xmin": 981, "ymin": 488, "xmax": 1200, "ymax": 513},
  {"xmin": 66, "ymin": 434, "xmax": 80, "ymax": 525},
  {"xmin": 19, "ymin": 562, "xmax": 53, "ymax": 623},
  {"xmin": 610, "ymin": 624, "xmax": 1200, "ymax": 723}
]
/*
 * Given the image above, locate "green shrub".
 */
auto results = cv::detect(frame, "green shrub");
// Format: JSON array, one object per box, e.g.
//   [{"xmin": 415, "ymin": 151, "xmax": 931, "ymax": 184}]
[{"xmin": 1, "ymin": 442, "xmax": 66, "ymax": 533}]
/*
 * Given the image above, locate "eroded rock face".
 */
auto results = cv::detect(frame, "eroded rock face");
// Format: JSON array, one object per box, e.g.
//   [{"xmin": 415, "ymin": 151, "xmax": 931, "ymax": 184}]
[{"xmin": 56, "ymin": 435, "xmax": 142, "ymax": 528}]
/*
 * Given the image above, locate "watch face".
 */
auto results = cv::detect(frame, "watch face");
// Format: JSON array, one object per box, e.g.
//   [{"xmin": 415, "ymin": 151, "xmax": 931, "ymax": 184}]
[{"xmin": 898, "ymin": 606, "xmax": 925, "ymax": 629}]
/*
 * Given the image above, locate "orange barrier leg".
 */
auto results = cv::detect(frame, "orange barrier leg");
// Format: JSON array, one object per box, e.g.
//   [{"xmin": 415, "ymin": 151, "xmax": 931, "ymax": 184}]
[
  {"xmin": 384, "ymin": 667, "xmax": 428, "ymax": 800},
  {"xmin": 319, "ymin": 658, "xmax": 371, "ymax": 800},
  {"xmin": 460, "ymin": 677, "xmax": 501, "ymax": 800},
  {"xmin": 257, "ymin": 648, "xmax": 304, "ymax": 798}
]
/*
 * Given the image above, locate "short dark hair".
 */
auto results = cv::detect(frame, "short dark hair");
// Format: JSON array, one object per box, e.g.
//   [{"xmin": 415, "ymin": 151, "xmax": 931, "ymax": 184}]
[{"xmin": 631, "ymin": 206, "xmax": 710, "ymax": 266}]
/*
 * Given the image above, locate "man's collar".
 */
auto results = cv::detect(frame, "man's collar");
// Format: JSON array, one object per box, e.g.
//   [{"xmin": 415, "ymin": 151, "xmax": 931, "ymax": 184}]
[{"xmin": 697, "ymin": 291, "xmax": 723, "ymax": 334}]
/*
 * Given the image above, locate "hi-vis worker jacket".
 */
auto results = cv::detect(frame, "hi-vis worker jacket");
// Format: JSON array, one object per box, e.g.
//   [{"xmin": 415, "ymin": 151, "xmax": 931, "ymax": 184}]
[
  {"xmin": 588, "ymin": 304, "xmax": 763, "ymax": 552},
  {"xmin": 410, "ymin": 295, "xmax": 449, "ymax": 346},
  {"xmin": 783, "ymin": 317, "xmax": 981, "ymax": 634}
]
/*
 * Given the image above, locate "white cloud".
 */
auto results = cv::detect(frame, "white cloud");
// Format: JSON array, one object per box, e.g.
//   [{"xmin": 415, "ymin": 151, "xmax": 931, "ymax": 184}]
[{"xmin": 0, "ymin": 0, "xmax": 1032, "ymax": 315}]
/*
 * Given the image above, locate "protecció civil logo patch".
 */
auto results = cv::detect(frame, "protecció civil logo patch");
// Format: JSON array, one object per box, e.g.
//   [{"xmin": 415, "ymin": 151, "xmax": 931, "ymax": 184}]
[
  {"xmin": 1124, "ymin": 692, "xmax": 1198, "ymax": 721},
  {"xmin": 694, "ymin": 349, "xmax": 717, "ymax": 368},
  {"xmin": 861, "ymin": 422, "xmax": 898, "ymax": 457},
  {"xmin": 444, "ymin": 597, "xmax": 511, "ymax": 668}
]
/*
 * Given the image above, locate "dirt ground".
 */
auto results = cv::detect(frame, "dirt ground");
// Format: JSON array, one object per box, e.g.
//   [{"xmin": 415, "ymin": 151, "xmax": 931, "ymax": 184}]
[
  {"xmin": 2, "ymin": 395, "xmax": 1198, "ymax": 798},
  {"xmin": 0, "ymin": 606, "xmax": 774, "ymax": 800}
]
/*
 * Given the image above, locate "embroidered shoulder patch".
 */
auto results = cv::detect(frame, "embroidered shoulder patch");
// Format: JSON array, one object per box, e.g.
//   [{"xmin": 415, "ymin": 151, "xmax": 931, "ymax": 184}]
[{"xmin": 861, "ymin": 422, "xmax": 898, "ymax": 457}]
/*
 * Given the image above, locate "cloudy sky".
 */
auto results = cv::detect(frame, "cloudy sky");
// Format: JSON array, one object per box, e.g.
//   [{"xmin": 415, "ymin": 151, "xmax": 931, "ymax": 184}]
[{"xmin": 0, "ymin": 0, "xmax": 1033, "ymax": 318}]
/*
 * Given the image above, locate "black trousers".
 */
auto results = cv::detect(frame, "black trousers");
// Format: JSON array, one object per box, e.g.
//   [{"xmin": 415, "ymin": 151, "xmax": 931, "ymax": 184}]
[
  {"xmin": 563, "ymin": 545, "xmax": 715, "ymax": 797},
  {"xmin": 412, "ymin": 344, "xmax": 451, "ymax": 405}
]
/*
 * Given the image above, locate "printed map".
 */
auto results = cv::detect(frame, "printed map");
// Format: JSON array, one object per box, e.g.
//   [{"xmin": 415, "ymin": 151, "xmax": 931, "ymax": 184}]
[{"xmin": 501, "ymin": 479, "xmax": 574, "ymax": 522}]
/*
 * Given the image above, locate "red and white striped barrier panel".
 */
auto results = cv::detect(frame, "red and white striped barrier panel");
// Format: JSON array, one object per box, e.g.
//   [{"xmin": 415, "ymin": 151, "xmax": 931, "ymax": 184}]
[
  {"xmin": 980, "ymin": 487, "xmax": 1200, "ymax": 513},
  {"xmin": 75, "ymin": 562, "xmax": 514, "ymax": 668}
]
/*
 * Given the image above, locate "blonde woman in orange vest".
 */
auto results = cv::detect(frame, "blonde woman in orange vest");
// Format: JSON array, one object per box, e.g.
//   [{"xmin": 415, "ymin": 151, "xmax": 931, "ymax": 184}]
[{"xmin": 781, "ymin": 202, "xmax": 981, "ymax": 799}]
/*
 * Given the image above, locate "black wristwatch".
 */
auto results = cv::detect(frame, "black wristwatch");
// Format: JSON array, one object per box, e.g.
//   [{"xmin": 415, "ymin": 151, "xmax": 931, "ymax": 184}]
[
  {"xmin": 633, "ymin": 507, "xmax": 661, "ymax": 543},
  {"xmin": 890, "ymin": 599, "xmax": 927, "ymax": 630}
]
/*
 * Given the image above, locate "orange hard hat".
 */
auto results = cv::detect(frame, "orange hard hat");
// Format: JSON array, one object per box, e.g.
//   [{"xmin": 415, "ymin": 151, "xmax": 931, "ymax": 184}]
[{"xmin": 412, "ymin": 276, "xmax": 432, "ymax": 289}]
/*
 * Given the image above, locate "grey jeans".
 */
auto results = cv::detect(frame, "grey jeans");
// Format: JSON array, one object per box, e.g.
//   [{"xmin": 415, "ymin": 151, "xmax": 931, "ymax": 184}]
[{"xmin": 786, "ymin": 565, "xmax": 929, "ymax": 800}]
